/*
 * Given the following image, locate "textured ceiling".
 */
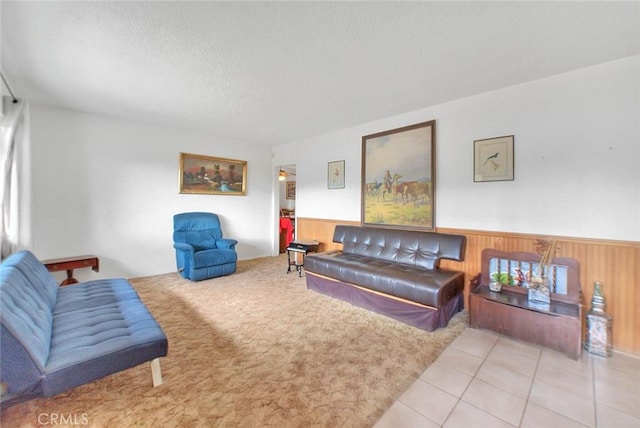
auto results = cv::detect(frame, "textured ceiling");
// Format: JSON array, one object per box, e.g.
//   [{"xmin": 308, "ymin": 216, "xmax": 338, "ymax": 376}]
[{"xmin": 1, "ymin": 1, "xmax": 638, "ymax": 146}]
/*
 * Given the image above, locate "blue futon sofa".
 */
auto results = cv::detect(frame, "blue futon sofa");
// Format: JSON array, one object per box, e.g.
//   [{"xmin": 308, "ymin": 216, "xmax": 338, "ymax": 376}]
[{"xmin": 0, "ymin": 250, "xmax": 168, "ymax": 406}]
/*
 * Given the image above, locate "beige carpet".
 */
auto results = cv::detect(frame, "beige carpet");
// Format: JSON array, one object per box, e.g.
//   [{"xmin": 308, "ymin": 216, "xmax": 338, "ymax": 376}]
[{"xmin": 2, "ymin": 254, "xmax": 467, "ymax": 427}]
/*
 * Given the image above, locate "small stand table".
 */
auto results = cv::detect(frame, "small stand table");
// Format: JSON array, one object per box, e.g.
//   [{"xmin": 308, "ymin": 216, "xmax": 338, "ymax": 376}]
[
  {"xmin": 286, "ymin": 240, "xmax": 319, "ymax": 277},
  {"xmin": 42, "ymin": 255, "xmax": 100, "ymax": 286}
]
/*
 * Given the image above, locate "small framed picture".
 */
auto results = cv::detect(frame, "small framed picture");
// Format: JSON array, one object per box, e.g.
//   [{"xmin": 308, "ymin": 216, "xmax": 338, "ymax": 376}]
[
  {"xmin": 474, "ymin": 135, "xmax": 514, "ymax": 182},
  {"xmin": 328, "ymin": 160, "xmax": 345, "ymax": 189},
  {"xmin": 286, "ymin": 181, "xmax": 296, "ymax": 200}
]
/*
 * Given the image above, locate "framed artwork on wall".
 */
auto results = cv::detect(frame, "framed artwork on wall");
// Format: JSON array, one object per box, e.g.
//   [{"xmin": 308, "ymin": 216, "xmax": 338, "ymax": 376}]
[
  {"xmin": 361, "ymin": 120, "xmax": 436, "ymax": 231},
  {"xmin": 286, "ymin": 181, "xmax": 296, "ymax": 200},
  {"xmin": 473, "ymin": 135, "xmax": 514, "ymax": 182},
  {"xmin": 328, "ymin": 160, "xmax": 345, "ymax": 189},
  {"xmin": 179, "ymin": 152, "xmax": 247, "ymax": 195}
]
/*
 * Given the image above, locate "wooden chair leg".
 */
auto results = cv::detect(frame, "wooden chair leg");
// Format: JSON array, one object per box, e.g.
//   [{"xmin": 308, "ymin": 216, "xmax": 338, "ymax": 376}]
[{"xmin": 150, "ymin": 358, "xmax": 163, "ymax": 387}]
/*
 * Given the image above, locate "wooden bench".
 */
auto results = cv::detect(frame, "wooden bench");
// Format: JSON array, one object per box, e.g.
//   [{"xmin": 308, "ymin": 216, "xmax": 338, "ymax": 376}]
[{"xmin": 469, "ymin": 249, "xmax": 583, "ymax": 359}]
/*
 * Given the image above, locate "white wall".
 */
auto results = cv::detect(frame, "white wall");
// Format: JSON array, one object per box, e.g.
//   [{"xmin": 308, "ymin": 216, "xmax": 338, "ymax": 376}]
[
  {"xmin": 274, "ymin": 56, "xmax": 640, "ymax": 242},
  {"xmin": 23, "ymin": 56, "xmax": 640, "ymax": 282},
  {"xmin": 29, "ymin": 105, "xmax": 274, "ymax": 281}
]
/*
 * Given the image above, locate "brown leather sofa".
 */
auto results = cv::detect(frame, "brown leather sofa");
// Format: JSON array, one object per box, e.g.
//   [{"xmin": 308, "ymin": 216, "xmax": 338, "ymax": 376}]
[{"xmin": 304, "ymin": 225, "xmax": 466, "ymax": 331}]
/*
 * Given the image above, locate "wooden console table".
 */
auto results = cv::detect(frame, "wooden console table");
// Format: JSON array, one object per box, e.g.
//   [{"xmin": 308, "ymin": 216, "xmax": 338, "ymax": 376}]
[
  {"xmin": 469, "ymin": 249, "xmax": 582, "ymax": 359},
  {"xmin": 43, "ymin": 255, "xmax": 99, "ymax": 286}
]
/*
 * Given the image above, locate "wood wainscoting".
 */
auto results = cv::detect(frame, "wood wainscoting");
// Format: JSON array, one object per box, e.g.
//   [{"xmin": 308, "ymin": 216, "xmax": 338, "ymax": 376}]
[{"xmin": 297, "ymin": 217, "xmax": 640, "ymax": 356}]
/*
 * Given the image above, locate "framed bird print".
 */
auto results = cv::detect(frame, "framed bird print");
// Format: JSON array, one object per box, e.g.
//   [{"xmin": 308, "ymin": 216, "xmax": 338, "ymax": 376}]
[
  {"xmin": 328, "ymin": 160, "xmax": 345, "ymax": 189},
  {"xmin": 474, "ymin": 135, "xmax": 514, "ymax": 182}
]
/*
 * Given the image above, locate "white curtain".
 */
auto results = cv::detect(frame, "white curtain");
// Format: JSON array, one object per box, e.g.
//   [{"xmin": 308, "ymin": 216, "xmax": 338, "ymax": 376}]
[{"xmin": 1, "ymin": 96, "xmax": 26, "ymax": 260}]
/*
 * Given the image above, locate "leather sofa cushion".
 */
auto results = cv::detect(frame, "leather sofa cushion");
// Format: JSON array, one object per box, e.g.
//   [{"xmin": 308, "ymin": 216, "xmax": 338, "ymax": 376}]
[
  {"xmin": 333, "ymin": 225, "xmax": 465, "ymax": 270},
  {"xmin": 304, "ymin": 251, "xmax": 464, "ymax": 308}
]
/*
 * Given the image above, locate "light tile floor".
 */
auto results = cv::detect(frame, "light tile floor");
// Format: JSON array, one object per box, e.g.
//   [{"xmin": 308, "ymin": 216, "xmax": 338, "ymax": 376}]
[{"xmin": 375, "ymin": 327, "xmax": 640, "ymax": 428}]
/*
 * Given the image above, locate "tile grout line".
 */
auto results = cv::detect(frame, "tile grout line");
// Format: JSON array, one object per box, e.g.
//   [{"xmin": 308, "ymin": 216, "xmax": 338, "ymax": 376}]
[
  {"xmin": 592, "ymin": 352, "xmax": 640, "ymax": 423},
  {"xmin": 517, "ymin": 346, "xmax": 543, "ymax": 427},
  {"xmin": 376, "ymin": 331, "xmax": 639, "ymax": 427},
  {"xmin": 439, "ymin": 329, "xmax": 501, "ymax": 427},
  {"xmin": 397, "ymin": 377, "xmax": 453, "ymax": 427},
  {"xmin": 465, "ymin": 332, "xmax": 591, "ymax": 428},
  {"xmin": 529, "ymin": 350, "xmax": 599, "ymax": 428}
]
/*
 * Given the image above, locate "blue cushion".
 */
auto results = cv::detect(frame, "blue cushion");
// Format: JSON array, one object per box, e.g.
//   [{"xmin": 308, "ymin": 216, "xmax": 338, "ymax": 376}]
[
  {"xmin": 190, "ymin": 263, "xmax": 237, "ymax": 281},
  {"xmin": 216, "ymin": 238, "xmax": 238, "ymax": 250},
  {"xmin": 189, "ymin": 230, "xmax": 219, "ymax": 249},
  {"xmin": 193, "ymin": 249, "xmax": 237, "ymax": 268},
  {"xmin": 0, "ymin": 251, "xmax": 59, "ymax": 397},
  {"xmin": 53, "ymin": 278, "xmax": 139, "ymax": 313},
  {"xmin": 0, "ymin": 251, "xmax": 168, "ymax": 404},
  {"xmin": 1, "ymin": 250, "xmax": 58, "ymax": 309},
  {"xmin": 43, "ymin": 279, "xmax": 167, "ymax": 396}
]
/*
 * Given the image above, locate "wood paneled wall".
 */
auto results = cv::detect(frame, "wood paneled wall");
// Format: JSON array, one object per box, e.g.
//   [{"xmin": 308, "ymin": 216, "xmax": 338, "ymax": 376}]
[{"xmin": 297, "ymin": 217, "xmax": 640, "ymax": 356}]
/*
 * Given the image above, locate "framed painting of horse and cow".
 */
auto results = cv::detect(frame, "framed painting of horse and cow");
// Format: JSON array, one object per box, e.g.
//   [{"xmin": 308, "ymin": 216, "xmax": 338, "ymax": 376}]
[{"xmin": 361, "ymin": 120, "xmax": 436, "ymax": 231}]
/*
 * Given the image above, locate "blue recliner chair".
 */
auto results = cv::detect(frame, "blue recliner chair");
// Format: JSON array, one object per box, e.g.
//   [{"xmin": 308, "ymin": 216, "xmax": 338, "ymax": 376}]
[{"xmin": 173, "ymin": 212, "xmax": 238, "ymax": 281}]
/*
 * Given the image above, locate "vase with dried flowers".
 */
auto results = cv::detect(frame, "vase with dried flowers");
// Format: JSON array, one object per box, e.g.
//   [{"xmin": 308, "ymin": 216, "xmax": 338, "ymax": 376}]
[{"xmin": 528, "ymin": 238, "xmax": 558, "ymax": 304}]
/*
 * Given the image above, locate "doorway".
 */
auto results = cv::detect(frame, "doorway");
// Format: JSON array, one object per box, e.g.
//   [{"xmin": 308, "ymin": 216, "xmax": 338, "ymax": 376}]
[{"xmin": 278, "ymin": 164, "xmax": 296, "ymax": 253}]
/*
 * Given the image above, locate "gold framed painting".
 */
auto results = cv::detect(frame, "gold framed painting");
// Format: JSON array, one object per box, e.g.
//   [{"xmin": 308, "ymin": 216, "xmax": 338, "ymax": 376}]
[
  {"xmin": 179, "ymin": 152, "xmax": 247, "ymax": 195},
  {"xmin": 361, "ymin": 120, "xmax": 436, "ymax": 231}
]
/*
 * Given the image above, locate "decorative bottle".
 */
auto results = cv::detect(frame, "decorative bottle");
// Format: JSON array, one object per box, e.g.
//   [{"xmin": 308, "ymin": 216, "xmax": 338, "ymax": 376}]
[{"xmin": 584, "ymin": 281, "xmax": 612, "ymax": 357}]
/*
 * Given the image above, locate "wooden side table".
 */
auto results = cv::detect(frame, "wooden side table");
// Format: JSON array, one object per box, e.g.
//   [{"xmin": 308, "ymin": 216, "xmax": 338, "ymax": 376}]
[{"xmin": 42, "ymin": 255, "xmax": 100, "ymax": 286}]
